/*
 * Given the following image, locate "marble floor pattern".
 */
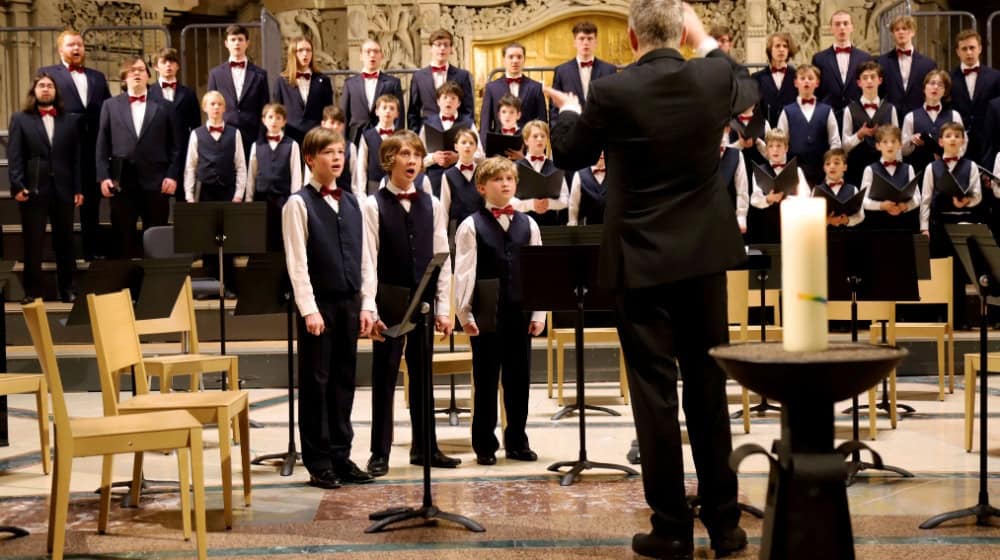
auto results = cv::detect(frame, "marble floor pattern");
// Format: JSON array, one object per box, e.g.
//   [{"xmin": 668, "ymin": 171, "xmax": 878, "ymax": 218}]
[{"xmin": 1, "ymin": 375, "xmax": 999, "ymax": 559}]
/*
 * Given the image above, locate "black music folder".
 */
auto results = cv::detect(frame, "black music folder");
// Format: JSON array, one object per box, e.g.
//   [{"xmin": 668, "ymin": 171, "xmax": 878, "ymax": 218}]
[
  {"xmin": 814, "ymin": 186, "xmax": 866, "ymax": 216},
  {"xmin": 934, "ymin": 168, "xmax": 972, "ymax": 198},
  {"xmin": 485, "ymin": 132, "xmax": 524, "ymax": 158},
  {"xmin": 25, "ymin": 157, "xmax": 50, "ymax": 197},
  {"xmin": 979, "ymin": 165, "xmax": 1000, "ymax": 190},
  {"xmin": 471, "ymin": 279, "xmax": 500, "ymax": 333},
  {"xmin": 847, "ymin": 101, "xmax": 893, "ymax": 132},
  {"xmin": 423, "ymin": 125, "xmax": 461, "ymax": 154},
  {"xmin": 376, "ymin": 283, "xmax": 411, "ymax": 329},
  {"xmin": 516, "ymin": 166, "xmax": 564, "ymax": 199},
  {"xmin": 752, "ymin": 157, "xmax": 800, "ymax": 196},
  {"xmin": 869, "ymin": 172, "xmax": 920, "ymax": 203},
  {"xmin": 730, "ymin": 109, "xmax": 765, "ymax": 140}
]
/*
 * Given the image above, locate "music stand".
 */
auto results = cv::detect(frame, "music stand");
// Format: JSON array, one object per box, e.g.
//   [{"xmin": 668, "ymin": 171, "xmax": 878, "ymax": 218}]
[
  {"xmin": 827, "ymin": 230, "xmax": 917, "ymax": 484},
  {"xmin": 366, "ymin": 252, "xmax": 483, "ymax": 534},
  {"xmin": 921, "ymin": 224, "xmax": 1000, "ymax": 528},
  {"xmin": 734, "ymin": 244, "xmax": 783, "ymax": 417},
  {"xmin": 0, "ymin": 262, "xmax": 23, "ymax": 449},
  {"xmin": 174, "ymin": 202, "xmax": 267, "ymax": 389},
  {"xmin": 522, "ymin": 226, "xmax": 639, "ymax": 486}
]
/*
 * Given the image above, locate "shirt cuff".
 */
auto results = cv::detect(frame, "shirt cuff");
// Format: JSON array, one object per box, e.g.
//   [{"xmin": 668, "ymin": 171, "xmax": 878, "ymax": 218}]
[
  {"xmin": 696, "ymin": 37, "xmax": 721, "ymax": 58},
  {"xmin": 560, "ymin": 101, "xmax": 582, "ymax": 114}
]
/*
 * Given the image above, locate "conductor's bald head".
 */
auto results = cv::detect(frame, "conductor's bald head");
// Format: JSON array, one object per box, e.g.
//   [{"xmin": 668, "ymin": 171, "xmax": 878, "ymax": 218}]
[{"xmin": 628, "ymin": 0, "xmax": 683, "ymax": 51}]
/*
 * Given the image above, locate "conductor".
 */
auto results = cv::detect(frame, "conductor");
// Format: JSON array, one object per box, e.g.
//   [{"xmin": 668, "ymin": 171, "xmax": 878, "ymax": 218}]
[{"xmin": 548, "ymin": 1, "xmax": 758, "ymax": 558}]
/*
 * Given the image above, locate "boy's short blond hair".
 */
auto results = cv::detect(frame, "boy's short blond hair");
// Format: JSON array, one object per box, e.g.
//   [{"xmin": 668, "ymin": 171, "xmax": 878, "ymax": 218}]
[
  {"xmin": 874, "ymin": 124, "xmax": 901, "ymax": 143},
  {"xmin": 823, "ymin": 148, "xmax": 847, "ymax": 164},
  {"xmin": 201, "ymin": 90, "xmax": 225, "ymax": 109},
  {"xmin": 764, "ymin": 128, "xmax": 789, "ymax": 146},
  {"xmin": 374, "ymin": 94, "xmax": 400, "ymax": 111},
  {"xmin": 262, "ymin": 102, "xmax": 287, "ymax": 119},
  {"xmin": 939, "ymin": 121, "xmax": 966, "ymax": 138},
  {"xmin": 302, "ymin": 127, "xmax": 344, "ymax": 159},
  {"xmin": 795, "ymin": 64, "xmax": 821, "ymax": 80},
  {"xmin": 379, "ymin": 130, "xmax": 426, "ymax": 172},
  {"xmin": 521, "ymin": 120, "xmax": 549, "ymax": 142},
  {"xmin": 891, "ymin": 15, "xmax": 916, "ymax": 32},
  {"xmin": 475, "ymin": 156, "xmax": 518, "ymax": 186}
]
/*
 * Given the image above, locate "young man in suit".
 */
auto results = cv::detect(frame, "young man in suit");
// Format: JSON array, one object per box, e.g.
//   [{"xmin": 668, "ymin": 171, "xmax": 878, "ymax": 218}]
[
  {"xmin": 96, "ymin": 57, "xmax": 179, "ymax": 259},
  {"xmin": 878, "ymin": 15, "xmax": 937, "ymax": 119},
  {"xmin": 38, "ymin": 30, "xmax": 111, "ymax": 261},
  {"xmin": 811, "ymin": 10, "xmax": 872, "ymax": 121},
  {"xmin": 480, "ymin": 42, "xmax": 545, "ymax": 135},
  {"xmin": 752, "ymin": 32, "xmax": 798, "ymax": 127},
  {"xmin": 340, "ymin": 39, "xmax": 404, "ymax": 145},
  {"xmin": 8, "ymin": 74, "xmax": 83, "ymax": 303},
  {"xmin": 149, "ymin": 48, "xmax": 201, "ymax": 200},
  {"xmin": 207, "ymin": 24, "xmax": 270, "ymax": 161},
  {"xmin": 549, "ymin": 2, "xmax": 754, "ymax": 557},
  {"xmin": 407, "ymin": 29, "xmax": 475, "ymax": 133},
  {"xmin": 549, "ymin": 21, "xmax": 618, "ymax": 123},
  {"xmin": 950, "ymin": 30, "xmax": 1000, "ymax": 165},
  {"xmin": 274, "ymin": 37, "xmax": 334, "ymax": 147}
]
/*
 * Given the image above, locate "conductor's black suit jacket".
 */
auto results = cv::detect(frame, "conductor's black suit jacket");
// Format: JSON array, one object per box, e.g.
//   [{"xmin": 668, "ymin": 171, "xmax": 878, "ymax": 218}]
[{"xmin": 551, "ymin": 48, "xmax": 759, "ymax": 291}]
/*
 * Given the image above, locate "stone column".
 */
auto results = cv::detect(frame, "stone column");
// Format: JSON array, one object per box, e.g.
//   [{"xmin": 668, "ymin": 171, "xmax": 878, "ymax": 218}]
[
  {"xmin": 344, "ymin": 0, "xmax": 369, "ymax": 71},
  {"xmin": 745, "ymin": 0, "xmax": 768, "ymax": 63}
]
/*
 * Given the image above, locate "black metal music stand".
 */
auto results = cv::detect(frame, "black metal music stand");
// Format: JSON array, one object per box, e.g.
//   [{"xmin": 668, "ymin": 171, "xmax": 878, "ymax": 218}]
[
  {"xmin": 827, "ymin": 230, "xmax": 917, "ymax": 484},
  {"xmin": 174, "ymin": 202, "xmax": 267, "ymax": 389},
  {"xmin": 0, "ymin": 265, "xmax": 27, "ymax": 539},
  {"xmin": 522, "ymin": 226, "xmax": 638, "ymax": 486},
  {"xmin": 921, "ymin": 224, "xmax": 1000, "ymax": 528},
  {"xmin": 736, "ymin": 243, "xmax": 783, "ymax": 417},
  {"xmin": 366, "ymin": 252, "xmax": 484, "ymax": 534}
]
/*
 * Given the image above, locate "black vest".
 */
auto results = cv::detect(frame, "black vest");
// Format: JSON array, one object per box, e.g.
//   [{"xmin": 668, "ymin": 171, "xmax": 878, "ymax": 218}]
[
  {"xmin": 785, "ymin": 102, "xmax": 833, "ymax": 163},
  {"xmin": 336, "ymin": 144, "xmax": 352, "ymax": 192},
  {"xmin": 443, "ymin": 165, "xmax": 483, "ymax": 222},
  {"xmin": 254, "ymin": 136, "xmax": 294, "ymax": 198},
  {"xmin": 845, "ymin": 100, "xmax": 895, "ymax": 182},
  {"xmin": 363, "ymin": 128, "xmax": 387, "ymax": 192},
  {"xmin": 471, "ymin": 208, "xmax": 531, "ymax": 304},
  {"xmin": 195, "ymin": 126, "xmax": 238, "ymax": 193},
  {"xmin": 423, "ymin": 115, "xmax": 475, "ymax": 198},
  {"xmin": 374, "ymin": 187, "xmax": 434, "ymax": 288},
  {"xmin": 909, "ymin": 108, "xmax": 955, "ymax": 172},
  {"xmin": 296, "ymin": 186, "xmax": 363, "ymax": 295},
  {"xmin": 931, "ymin": 158, "xmax": 975, "ymax": 215},
  {"xmin": 577, "ymin": 167, "xmax": 606, "ymax": 225}
]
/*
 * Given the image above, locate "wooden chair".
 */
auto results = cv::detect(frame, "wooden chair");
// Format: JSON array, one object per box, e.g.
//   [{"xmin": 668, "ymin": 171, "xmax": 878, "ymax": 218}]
[
  {"xmin": 871, "ymin": 257, "xmax": 954, "ymax": 400},
  {"xmin": 135, "ymin": 276, "xmax": 239, "ymax": 393},
  {"xmin": 21, "ymin": 300, "xmax": 208, "ymax": 560},
  {"xmin": 402, "ymin": 332, "xmax": 473, "ymax": 410},
  {"xmin": 550, "ymin": 313, "xmax": 629, "ymax": 407},
  {"xmin": 87, "ymin": 290, "xmax": 251, "ymax": 530},
  {"xmin": 0, "ymin": 373, "xmax": 50, "ymax": 473},
  {"xmin": 828, "ymin": 300, "xmax": 894, "ymax": 439},
  {"xmin": 962, "ymin": 352, "xmax": 1000, "ymax": 451},
  {"xmin": 725, "ymin": 270, "xmax": 752, "ymax": 434}
]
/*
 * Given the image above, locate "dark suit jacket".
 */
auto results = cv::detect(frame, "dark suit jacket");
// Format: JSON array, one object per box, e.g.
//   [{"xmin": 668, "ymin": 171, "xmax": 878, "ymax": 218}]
[
  {"xmin": 37, "ymin": 64, "xmax": 111, "ymax": 180},
  {"xmin": 95, "ymin": 94, "xmax": 179, "ymax": 191},
  {"xmin": 148, "ymin": 82, "xmax": 201, "ymax": 177},
  {"xmin": 752, "ymin": 65, "xmax": 797, "ymax": 127},
  {"xmin": 950, "ymin": 65, "xmax": 1000, "ymax": 163},
  {"xmin": 551, "ymin": 48, "xmax": 758, "ymax": 290},
  {"xmin": 206, "ymin": 61, "xmax": 270, "ymax": 145},
  {"xmin": 407, "ymin": 65, "xmax": 475, "ymax": 132},
  {"xmin": 8, "ymin": 110, "xmax": 82, "ymax": 203},
  {"xmin": 480, "ymin": 76, "xmax": 546, "ymax": 136},
  {"xmin": 811, "ymin": 47, "xmax": 872, "ymax": 112},
  {"xmin": 980, "ymin": 97, "xmax": 1000, "ymax": 164},
  {"xmin": 549, "ymin": 57, "xmax": 618, "ymax": 122},
  {"xmin": 340, "ymin": 72, "xmax": 404, "ymax": 144},
  {"xmin": 273, "ymin": 72, "xmax": 334, "ymax": 143},
  {"xmin": 878, "ymin": 49, "xmax": 937, "ymax": 117}
]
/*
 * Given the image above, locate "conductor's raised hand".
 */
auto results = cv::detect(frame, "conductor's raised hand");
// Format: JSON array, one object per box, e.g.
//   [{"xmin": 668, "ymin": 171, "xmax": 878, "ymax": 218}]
[
  {"xmin": 435, "ymin": 315, "xmax": 453, "ymax": 339},
  {"xmin": 543, "ymin": 86, "xmax": 578, "ymax": 111},
  {"xmin": 304, "ymin": 312, "xmax": 325, "ymax": 336}
]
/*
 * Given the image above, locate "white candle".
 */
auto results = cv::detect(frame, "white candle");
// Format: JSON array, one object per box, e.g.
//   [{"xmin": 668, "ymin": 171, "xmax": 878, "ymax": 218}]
[{"xmin": 781, "ymin": 195, "xmax": 828, "ymax": 352}]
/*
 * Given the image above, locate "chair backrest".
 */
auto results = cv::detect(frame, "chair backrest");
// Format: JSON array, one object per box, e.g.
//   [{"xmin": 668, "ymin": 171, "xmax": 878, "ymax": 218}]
[
  {"xmin": 726, "ymin": 270, "xmax": 749, "ymax": 340},
  {"xmin": 748, "ymin": 288, "xmax": 783, "ymax": 326},
  {"xmin": 22, "ymin": 300, "xmax": 71, "ymax": 441},
  {"xmin": 134, "ymin": 276, "xmax": 201, "ymax": 353},
  {"xmin": 87, "ymin": 290, "xmax": 153, "ymax": 411},
  {"xmin": 917, "ymin": 257, "xmax": 953, "ymax": 313},
  {"xmin": 143, "ymin": 225, "xmax": 193, "ymax": 259}
]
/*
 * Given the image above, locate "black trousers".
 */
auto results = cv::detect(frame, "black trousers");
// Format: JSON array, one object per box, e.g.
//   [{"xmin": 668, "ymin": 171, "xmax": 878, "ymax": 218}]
[
  {"xmin": 109, "ymin": 185, "xmax": 169, "ymax": 259},
  {"xmin": 470, "ymin": 305, "xmax": 531, "ymax": 456},
  {"xmin": 614, "ymin": 272, "xmax": 740, "ymax": 539},
  {"xmin": 18, "ymin": 194, "xmax": 76, "ymax": 297},
  {"xmin": 369, "ymin": 322, "xmax": 440, "ymax": 458},
  {"xmin": 79, "ymin": 148, "xmax": 101, "ymax": 259},
  {"xmin": 297, "ymin": 293, "xmax": 361, "ymax": 475}
]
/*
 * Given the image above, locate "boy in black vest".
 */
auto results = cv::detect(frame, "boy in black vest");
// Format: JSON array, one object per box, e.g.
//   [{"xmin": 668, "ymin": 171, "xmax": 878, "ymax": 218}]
[
  {"xmin": 495, "ymin": 94, "xmax": 525, "ymax": 161},
  {"xmin": 902, "ymin": 70, "xmax": 965, "ymax": 174},
  {"xmin": 360, "ymin": 130, "xmax": 458, "ymax": 477},
  {"xmin": 920, "ymin": 122, "xmax": 982, "ymax": 252},
  {"xmin": 812, "ymin": 148, "xmax": 864, "ymax": 227},
  {"xmin": 513, "ymin": 120, "xmax": 568, "ymax": 226},
  {"xmin": 776, "ymin": 64, "xmax": 841, "ymax": 186},
  {"xmin": 454, "ymin": 156, "xmax": 545, "ymax": 465},
  {"xmin": 183, "ymin": 91, "xmax": 248, "ymax": 203},
  {"xmin": 353, "ymin": 94, "xmax": 399, "ymax": 198},
  {"xmin": 247, "ymin": 103, "xmax": 302, "ymax": 251},
  {"xmin": 749, "ymin": 129, "xmax": 809, "ymax": 243},
  {"xmin": 283, "ymin": 127, "xmax": 373, "ymax": 489},
  {"xmin": 861, "ymin": 125, "xmax": 919, "ymax": 231},
  {"xmin": 842, "ymin": 61, "xmax": 898, "ymax": 187},
  {"xmin": 419, "ymin": 81, "xmax": 483, "ymax": 197},
  {"xmin": 440, "ymin": 128, "xmax": 484, "ymax": 228},
  {"xmin": 568, "ymin": 152, "xmax": 608, "ymax": 226},
  {"xmin": 317, "ymin": 105, "xmax": 356, "ymax": 193}
]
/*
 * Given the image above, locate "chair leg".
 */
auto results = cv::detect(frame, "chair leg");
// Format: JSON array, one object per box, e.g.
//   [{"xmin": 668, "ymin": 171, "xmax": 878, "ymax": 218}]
[
  {"xmin": 868, "ymin": 387, "xmax": 877, "ymax": 441},
  {"xmin": 546, "ymin": 333, "xmax": 554, "ymax": 399},
  {"xmin": 965, "ymin": 356, "xmax": 975, "ymax": 452},
  {"xmin": 161, "ymin": 373, "xmax": 173, "ymax": 393},
  {"xmin": 403, "ymin": 365, "xmax": 410, "ymax": 409},
  {"xmin": 177, "ymin": 447, "xmax": 192, "ymax": 541},
  {"xmin": 130, "ymin": 451, "xmax": 144, "ymax": 506},
  {"xmin": 49, "ymin": 449, "xmax": 72, "ymax": 560},
  {"xmin": 936, "ymin": 335, "xmax": 945, "ymax": 401},
  {"xmin": 190, "ymin": 430, "xmax": 208, "ymax": 560},
  {"xmin": 741, "ymin": 388, "xmax": 750, "ymax": 434},
  {"xmin": 217, "ymin": 407, "xmax": 234, "ymax": 530},
  {"xmin": 889, "ymin": 369, "xmax": 898, "ymax": 429},
  {"xmin": 98, "ymin": 455, "xmax": 113, "ymax": 534},
  {"xmin": 948, "ymin": 331, "xmax": 955, "ymax": 394},
  {"xmin": 619, "ymin": 348, "xmax": 629, "ymax": 404},
  {"xmin": 36, "ymin": 380, "xmax": 51, "ymax": 475},
  {"xmin": 228, "ymin": 360, "xmax": 240, "ymax": 391},
  {"xmin": 556, "ymin": 341, "xmax": 565, "ymax": 407},
  {"xmin": 238, "ymin": 408, "xmax": 252, "ymax": 507}
]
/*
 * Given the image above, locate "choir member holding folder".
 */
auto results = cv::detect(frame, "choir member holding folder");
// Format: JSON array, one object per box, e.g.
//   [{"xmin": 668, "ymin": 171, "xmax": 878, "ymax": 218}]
[
  {"xmin": 861, "ymin": 125, "xmax": 920, "ymax": 231},
  {"xmin": 810, "ymin": 148, "xmax": 865, "ymax": 228}
]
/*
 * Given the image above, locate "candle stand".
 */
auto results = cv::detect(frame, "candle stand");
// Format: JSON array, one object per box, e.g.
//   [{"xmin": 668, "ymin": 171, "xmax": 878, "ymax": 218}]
[{"xmin": 711, "ymin": 343, "xmax": 906, "ymax": 560}]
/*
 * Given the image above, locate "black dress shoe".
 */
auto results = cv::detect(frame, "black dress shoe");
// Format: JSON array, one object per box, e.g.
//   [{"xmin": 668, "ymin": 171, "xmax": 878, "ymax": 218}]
[
  {"xmin": 367, "ymin": 454, "xmax": 389, "ymax": 477},
  {"xmin": 505, "ymin": 448, "xmax": 538, "ymax": 461},
  {"xmin": 307, "ymin": 469, "xmax": 341, "ymax": 490},
  {"xmin": 631, "ymin": 532, "xmax": 693, "ymax": 560},
  {"xmin": 409, "ymin": 450, "xmax": 461, "ymax": 468},
  {"xmin": 476, "ymin": 454, "xmax": 497, "ymax": 465},
  {"xmin": 711, "ymin": 526, "xmax": 748, "ymax": 557},
  {"xmin": 335, "ymin": 461, "xmax": 375, "ymax": 484}
]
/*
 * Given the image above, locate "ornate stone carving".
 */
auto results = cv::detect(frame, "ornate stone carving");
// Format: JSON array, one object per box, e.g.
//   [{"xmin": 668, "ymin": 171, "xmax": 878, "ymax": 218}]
[
  {"xmin": 274, "ymin": 9, "xmax": 343, "ymax": 70},
  {"xmin": 692, "ymin": 1, "xmax": 748, "ymax": 61},
  {"xmin": 367, "ymin": 4, "xmax": 421, "ymax": 68},
  {"xmin": 58, "ymin": 1, "xmax": 143, "ymax": 30}
]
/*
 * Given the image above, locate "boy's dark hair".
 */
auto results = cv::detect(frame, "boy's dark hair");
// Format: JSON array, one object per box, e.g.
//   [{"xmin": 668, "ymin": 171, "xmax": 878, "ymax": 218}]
[
  {"xmin": 322, "ymin": 105, "xmax": 345, "ymax": 123},
  {"xmin": 429, "ymin": 29, "xmax": 453, "ymax": 46},
  {"xmin": 225, "ymin": 24, "xmax": 249, "ymax": 39},
  {"xmin": 22, "ymin": 73, "xmax": 63, "ymax": 114},
  {"xmin": 498, "ymin": 94, "xmax": 522, "ymax": 112},
  {"xmin": 855, "ymin": 60, "xmax": 883, "ymax": 80},
  {"xmin": 453, "ymin": 127, "xmax": 479, "ymax": 146},
  {"xmin": 939, "ymin": 121, "xmax": 966, "ymax": 138},
  {"xmin": 436, "ymin": 80, "xmax": 464, "ymax": 101},
  {"xmin": 503, "ymin": 42, "xmax": 525, "ymax": 57},
  {"xmin": 572, "ymin": 21, "xmax": 598, "ymax": 36},
  {"xmin": 157, "ymin": 47, "xmax": 180, "ymax": 65},
  {"xmin": 823, "ymin": 148, "xmax": 847, "ymax": 164},
  {"xmin": 302, "ymin": 127, "xmax": 344, "ymax": 159},
  {"xmin": 118, "ymin": 56, "xmax": 150, "ymax": 81}
]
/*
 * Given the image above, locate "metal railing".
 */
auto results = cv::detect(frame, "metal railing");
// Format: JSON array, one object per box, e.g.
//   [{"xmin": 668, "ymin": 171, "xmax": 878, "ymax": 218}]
[
  {"xmin": 911, "ymin": 11, "xmax": 976, "ymax": 70},
  {"xmin": 879, "ymin": 1, "xmax": 912, "ymax": 53},
  {"xmin": 179, "ymin": 21, "xmax": 263, "ymax": 99},
  {"xmin": 986, "ymin": 11, "xmax": 1000, "ymax": 68}
]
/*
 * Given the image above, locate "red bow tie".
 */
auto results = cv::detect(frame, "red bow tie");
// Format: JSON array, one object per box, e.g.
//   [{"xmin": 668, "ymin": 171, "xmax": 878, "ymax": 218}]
[
  {"xmin": 491, "ymin": 205, "xmax": 515, "ymax": 218},
  {"xmin": 771, "ymin": 66, "xmax": 786, "ymax": 74},
  {"xmin": 362, "ymin": 71, "xmax": 378, "ymax": 79},
  {"xmin": 827, "ymin": 180, "xmax": 843, "ymax": 188},
  {"xmin": 883, "ymin": 160, "xmax": 899, "ymax": 167},
  {"xmin": 579, "ymin": 60, "xmax": 594, "ymax": 68},
  {"xmin": 863, "ymin": 102, "xmax": 879, "ymax": 110},
  {"xmin": 800, "ymin": 98, "xmax": 816, "ymax": 105},
  {"xmin": 129, "ymin": 94, "xmax": 146, "ymax": 104},
  {"xmin": 459, "ymin": 163, "xmax": 475, "ymax": 172},
  {"xmin": 68, "ymin": 64, "xmax": 85, "ymax": 73},
  {"xmin": 926, "ymin": 105, "xmax": 941, "ymax": 112},
  {"xmin": 943, "ymin": 156, "xmax": 959, "ymax": 164},
  {"xmin": 267, "ymin": 135, "xmax": 281, "ymax": 142},
  {"xmin": 229, "ymin": 60, "xmax": 246, "ymax": 69},
  {"xmin": 772, "ymin": 163, "xmax": 785, "ymax": 170},
  {"xmin": 896, "ymin": 48, "xmax": 912, "ymax": 57},
  {"xmin": 441, "ymin": 115, "xmax": 456, "ymax": 122},
  {"xmin": 296, "ymin": 71, "xmax": 311, "ymax": 80},
  {"xmin": 501, "ymin": 127, "xmax": 517, "ymax": 134},
  {"xmin": 38, "ymin": 107, "xmax": 57, "ymax": 117},
  {"xmin": 160, "ymin": 82, "xmax": 177, "ymax": 89},
  {"xmin": 964, "ymin": 66, "xmax": 980, "ymax": 75},
  {"xmin": 320, "ymin": 186, "xmax": 342, "ymax": 200},
  {"xmin": 506, "ymin": 77, "xmax": 522, "ymax": 85},
  {"xmin": 431, "ymin": 65, "xmax": 447, "ymax": 73},
  {"xmin": 737, "ymin": 115, "xmax": 752, "ymax": 124},
  {"xmin": 530, "ymin": 155, "xmax": 546, "ymax": 162},
  {"xmin": 208, "ymin": 125, "xmax": 224, "ymax": 133},
  {"xmin": 396, "ymin": 191, "xmax": 420, "ymax": 202},
  {"xmin": 378, "ymin": 128, "xmax": 393, "ymax": 136},
  {"xmin": 834, "ymin": 46, "xmax": 852, "ymax": 54}
]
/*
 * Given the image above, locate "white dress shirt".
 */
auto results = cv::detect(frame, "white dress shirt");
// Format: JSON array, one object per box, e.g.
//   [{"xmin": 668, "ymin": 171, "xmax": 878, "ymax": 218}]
[
  {"xmin": 834, "ymin": 42, "xmax": 852, "ymax": 84},
  {"xmin": 729, "ymin": 151, "xmax": 750, "ymax": 229},
  {"xmin": 245, "ymin": 133, "xmax": 303, "ymax": 201},
  {"xmin": 900, "ymin": 109, "xmax": 965, "ymax": 157},
  {"xmin": 567, "ymin": 168, "xmax": 605, "ymax": 226},
  {"xmin": 432, "ymin": 63, "xmax": 449, "ymax": 90},
  {"xmin": 183, "ymin": 124, "xmax": 249, "ymax": 202},
  {"xmin": 919, "ymin": 158, "xmax": 981, "ymax": 232},
  {"xmin": 364, "ymin": 71, "xmax": 379, "ymax": 109},
  {"xmin": 160, "ymin": 81, "xmax": 176, "ymax": 102},
  {"xmin": 127, "ymin": 88, "xmax": 147, "ymax": 135},
  {"xmin": 578, "ymin": 58, "xmax": 594, "ymax": 100},
  {"xmin": 841, "ymin": 97, "xmax": 899, "ymax": 153},
  {"xmin": 776, "ymin": 97, "xmax": 842, "ymax": 151},
  {"xmin": 453, "ymin": 206, "xmax": 545, "ymax": 327},
  {"xmin": 297, "ymin": 74, "xmax": 310, "ymax": 103},
  {"xmin": 992, "ymin": 152, "xmax": 1000, "ymax": 197},
  {"xmin": 440, "ymin": 160, "xmax": 477, "ymax": 219},
  {"xmin": 41, "ymin": 112, "xmax": 54, "ymax": 144},
  {"xmin": 360, "ymin": 181, "xmax": 452, "ymax": 319},
  {"xmin": 229, "ymin": 57, "xmax": 247, "ymax": 101},
  {"xmin": 511, "ymin": 156, "xmax": 569, "ymax": 213},
  {"xmin": 896, "ymin": 44, "xmax": 914, "ymax": 87},
  {"xmin": 770, "ymin": 65, "xmax": 787, "ymax": 91},
  {"xmin": 505, "ymin": 73, "xmax": 521, "ymax": 98},
  {"xmin": 961, "ymin": 63, "xmax": 979, "ymax": 98},
  {"xmin": 63, "ymin": 60, "xmax": 88, "ymax": 107}
]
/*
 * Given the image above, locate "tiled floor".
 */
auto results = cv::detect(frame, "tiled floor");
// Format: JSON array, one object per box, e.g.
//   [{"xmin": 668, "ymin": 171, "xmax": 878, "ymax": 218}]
[{"xmin": 1, "ymin": 376, "xmax": 999, "ymax": 558}]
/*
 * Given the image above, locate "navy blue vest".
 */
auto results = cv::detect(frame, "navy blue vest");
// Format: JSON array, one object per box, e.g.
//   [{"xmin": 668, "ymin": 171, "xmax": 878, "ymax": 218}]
[
  {"xmin": 846, "ymin": 100, "xmax": 895, "ymax": 180},
  {"xmin": 720, "ymin": 148, "xmax": 741, "ymax": 207},
  {"xmin": 295, "ymin": 186, "xmax": 363, "ymax": 294},
  {"xmin": 423, "ymin": 115, "xmax": 475, "ymax": 198},
  {"xmin": 195, "ymin": 126, "xmax": 238, "ymax": 193},
  {"xmin": 909, "ymin": 108, "xmax": 955, "ymax": 171},
  {"xmin": 374, "ymin": 187, "xmax": 434, "ymax": 288},
  {"xmin": 363, "ymin": 128, "xmax": 387, "ymax": 193},
  {"xmin": 516, "ymin": 158, "xmax": 564, "ymax": 226},
  {"xmin": 577, "ymin": 167, "xmax": 606, "ymax": 225},
  {"xmin": 254, "ymin": 136, "xmax": 294, "ymax": 198},
  {"xmin": 471, "ymin": 208, "xmax": 531, "ymax": 304},
  {"xmin": 443, "ymin": 165, "xmax": 482, "ymax": 222},
  {"xmin": 785, "ymin": 102, "xmax": 833, "ymax": 163},
  {"xmin": 336, "ymin": 144, "xmax": 352, "ymax": 192},
  {"xmin": 931, "ymin": 158, "xmax": 974, "ymax": 215},
  {"xmin": 873, "ymin": 161, "xmax": 911, "ymax": 189}
]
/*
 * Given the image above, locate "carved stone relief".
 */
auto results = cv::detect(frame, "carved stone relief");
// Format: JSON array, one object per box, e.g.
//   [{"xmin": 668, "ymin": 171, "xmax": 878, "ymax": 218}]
[{"xmin": 275, "ymin": 9, "xmax": 345, "ymax": 70}]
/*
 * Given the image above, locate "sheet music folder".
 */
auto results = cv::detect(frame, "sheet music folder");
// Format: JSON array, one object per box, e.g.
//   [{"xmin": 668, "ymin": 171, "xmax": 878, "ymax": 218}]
[
  {"xmin": 485, "ymin": 132, "xmax": 523, "ymax": 158},
  {"xmin": 516, "ymin": 166, "xmax": 564, "ymax": 199},
  {"xmin": 869, "ymin": 172, "xmax": 920, "ymax": 203},
  {"xmin": 752, "ymin": 158, "xmax": 800, "ymax": 195}
]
